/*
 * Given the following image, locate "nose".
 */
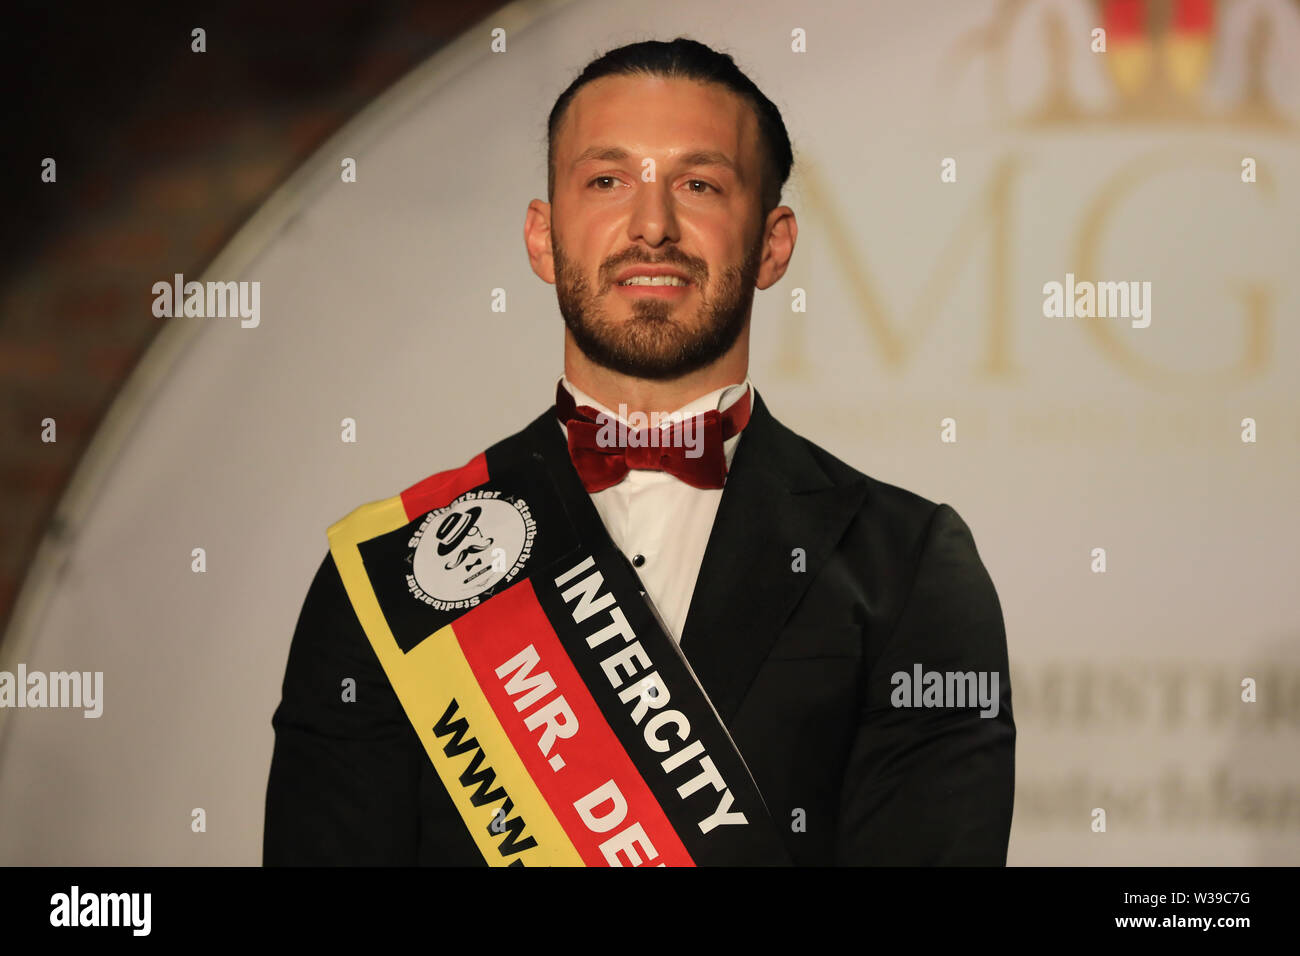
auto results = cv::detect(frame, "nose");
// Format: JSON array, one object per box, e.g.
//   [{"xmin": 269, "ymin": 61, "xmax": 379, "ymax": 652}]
[{"xmin": 626, "ymin": 177, "xmax": 679, "ymax": 248}]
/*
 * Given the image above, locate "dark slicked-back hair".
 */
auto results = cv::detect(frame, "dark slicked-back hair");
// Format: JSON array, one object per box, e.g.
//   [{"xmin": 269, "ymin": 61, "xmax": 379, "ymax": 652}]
[{"xmin": 546, "ymin": 37, "xmax": 794, "ymax": 218}]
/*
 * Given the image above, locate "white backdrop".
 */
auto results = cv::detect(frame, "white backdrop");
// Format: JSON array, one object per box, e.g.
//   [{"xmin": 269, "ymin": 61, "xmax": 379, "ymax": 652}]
[{"xmin": 2, "ymin": 0, "xmax": 1298, "ymax": 864}]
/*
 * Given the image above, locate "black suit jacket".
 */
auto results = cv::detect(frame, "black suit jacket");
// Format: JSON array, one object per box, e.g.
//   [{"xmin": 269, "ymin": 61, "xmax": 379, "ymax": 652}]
[{"xmin": 264, "ymin": 390, "xmax": 1015, "ymax": 865}]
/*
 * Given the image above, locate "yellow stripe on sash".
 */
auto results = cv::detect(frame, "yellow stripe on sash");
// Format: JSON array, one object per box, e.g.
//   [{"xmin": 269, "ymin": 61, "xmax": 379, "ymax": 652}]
[{"xmin": 328, "ymin": 495, "xmax": 583, "ymax": 867}]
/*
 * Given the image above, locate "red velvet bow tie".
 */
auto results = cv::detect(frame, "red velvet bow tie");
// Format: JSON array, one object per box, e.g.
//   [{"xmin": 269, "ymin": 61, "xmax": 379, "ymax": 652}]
[{"xmin": 555, "ymin": 381, "xmax": 752, "ymax": 493}]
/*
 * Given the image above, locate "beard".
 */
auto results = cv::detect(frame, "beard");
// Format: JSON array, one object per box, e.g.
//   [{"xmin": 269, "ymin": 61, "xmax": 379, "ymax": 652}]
[{"xmin": 553, "ymin": 227, "xmax": 763, "ymax": 381}]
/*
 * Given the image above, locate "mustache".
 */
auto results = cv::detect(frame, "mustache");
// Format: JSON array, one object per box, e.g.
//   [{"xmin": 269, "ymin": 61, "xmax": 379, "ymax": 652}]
[
  {"xmin": 606, "ymin": 257, "xmax": 703, "ymax": 283},
  {"xmin": 444, "ymin": 539, "xmax": 494, "ymax": 569}
]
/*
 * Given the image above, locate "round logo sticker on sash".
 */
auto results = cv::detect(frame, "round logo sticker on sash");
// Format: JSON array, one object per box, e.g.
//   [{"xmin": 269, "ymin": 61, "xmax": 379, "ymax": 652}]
[{"xmin": 407, "ymin": 491, "xmax": 536, "ymax": 609}]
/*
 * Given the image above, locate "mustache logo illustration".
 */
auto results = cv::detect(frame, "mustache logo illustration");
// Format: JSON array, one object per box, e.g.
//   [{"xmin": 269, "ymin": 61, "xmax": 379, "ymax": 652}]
[{"xmin": 435, "ymin": 506, "xmax": 496, "ymax": 576}]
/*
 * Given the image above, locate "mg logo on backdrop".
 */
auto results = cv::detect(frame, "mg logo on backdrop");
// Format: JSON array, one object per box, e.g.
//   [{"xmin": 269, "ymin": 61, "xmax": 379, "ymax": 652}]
[{"xmin": 778, "ymin": 0, "xmax": 1299, "ymax": 391}]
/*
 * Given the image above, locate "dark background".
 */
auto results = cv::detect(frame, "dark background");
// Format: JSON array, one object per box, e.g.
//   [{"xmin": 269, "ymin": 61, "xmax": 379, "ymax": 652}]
[{"xmin": 0, "ymin": 1, "xmax": 510, "ymax": 633}]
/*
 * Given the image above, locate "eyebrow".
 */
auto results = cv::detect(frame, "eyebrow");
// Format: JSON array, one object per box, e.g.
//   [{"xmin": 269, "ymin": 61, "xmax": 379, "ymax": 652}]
[{"xmin": 571, "ymin": 145, "xmax": 738, "ymax": 175}]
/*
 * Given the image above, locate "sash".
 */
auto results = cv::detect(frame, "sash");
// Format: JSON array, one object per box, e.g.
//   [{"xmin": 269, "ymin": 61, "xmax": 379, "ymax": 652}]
[{"xmin": 327, "ymin": 437, "xmax": 792, "ymax": 867}]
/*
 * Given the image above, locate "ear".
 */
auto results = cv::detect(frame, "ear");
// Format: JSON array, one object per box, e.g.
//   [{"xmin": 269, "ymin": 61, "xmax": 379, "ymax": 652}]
[
  {"xmin": 755, "ymin": 206, "xmax": 798, "ymax": 291},
  {"xmin": 525, "ymin": 199, "xmax": 556, "ymax": 284}
]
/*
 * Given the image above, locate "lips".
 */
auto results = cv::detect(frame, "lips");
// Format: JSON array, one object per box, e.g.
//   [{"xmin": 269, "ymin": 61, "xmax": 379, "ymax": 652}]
[{"xmin": 614, "ymin": 265, "xmax": 692, "ymax": 284}]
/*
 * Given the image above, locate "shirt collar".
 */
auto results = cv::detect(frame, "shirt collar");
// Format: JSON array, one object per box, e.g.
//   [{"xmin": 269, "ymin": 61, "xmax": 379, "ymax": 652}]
[{"xmin": 556, "ymin": 374, "xmax": 752, "ymax": 471}]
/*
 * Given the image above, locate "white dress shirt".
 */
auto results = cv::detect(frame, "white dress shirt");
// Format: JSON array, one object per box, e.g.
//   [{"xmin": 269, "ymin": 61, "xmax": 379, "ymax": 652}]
[{"xmin": 556, "ymin": 374, "xmax": 752, "ymax": 645}]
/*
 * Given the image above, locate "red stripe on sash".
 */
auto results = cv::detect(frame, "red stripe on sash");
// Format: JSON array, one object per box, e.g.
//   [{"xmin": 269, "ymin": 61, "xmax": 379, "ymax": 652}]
[
  {"xmin": 1173, "ymin": 0, "xmax": 1211, "ymax": 34},
  {"xmin": 400, "ymin": 452, "xmax": 490, "ymax": 521},
  {"xmin": 454, "ymin": 580, "xmax": 695, "ymax": 867},
  {"xmin": 1104, "ymin": 0, "xmax": 1144, "ymax": 40}
]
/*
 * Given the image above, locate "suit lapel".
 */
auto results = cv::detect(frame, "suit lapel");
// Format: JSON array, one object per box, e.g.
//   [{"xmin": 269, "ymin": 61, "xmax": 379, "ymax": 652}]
[
  {"xmin": 678, "ymin": 390, "xmax": 868, "ymax": 725},
  {"xmin": 519, "ymin": 390, "xmax": 867, "ymax": 728}
]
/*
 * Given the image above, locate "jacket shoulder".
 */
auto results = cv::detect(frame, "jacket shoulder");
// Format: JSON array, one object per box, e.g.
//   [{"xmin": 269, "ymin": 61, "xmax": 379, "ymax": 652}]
[
  {"xmin": 769, "ymin": 418, "xmax": 990, "ymax": 597},
  {"xmin": 773, "ymin": 415, "xmax": 941, "ymax": 527}
]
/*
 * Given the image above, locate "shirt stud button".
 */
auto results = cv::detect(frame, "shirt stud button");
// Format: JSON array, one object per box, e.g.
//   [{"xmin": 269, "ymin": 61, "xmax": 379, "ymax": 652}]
[{"xmin": 632, "ymin": 553, "xmax": 645, "ymax": 568}]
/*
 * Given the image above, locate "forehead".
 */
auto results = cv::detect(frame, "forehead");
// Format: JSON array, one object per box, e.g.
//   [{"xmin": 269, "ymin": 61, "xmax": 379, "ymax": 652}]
[{"xmin": 558, "ymin": 74, "xmax": 759, "ymax": 168}]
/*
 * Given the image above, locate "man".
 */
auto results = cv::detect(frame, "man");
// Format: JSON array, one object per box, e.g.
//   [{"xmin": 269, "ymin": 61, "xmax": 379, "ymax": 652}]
[{"xmin": 264, "ymin": 37, "xmax": 1014, "ymax": 866}]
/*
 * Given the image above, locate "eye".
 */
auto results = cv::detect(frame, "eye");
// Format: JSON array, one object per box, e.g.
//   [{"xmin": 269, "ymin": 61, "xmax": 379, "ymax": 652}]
[
  {"xmin": 686, "ymin": 180, "xmax": 716, "ymax": 194},
  {"xmin": 589, "ymin": 176, "xmax": 618, "ymax": 189}
]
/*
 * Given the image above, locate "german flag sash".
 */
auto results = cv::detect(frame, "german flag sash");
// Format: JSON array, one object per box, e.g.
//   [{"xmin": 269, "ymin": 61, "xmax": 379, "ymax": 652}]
[{"xmin": 326, "ymin": 428, "xmax": 792, "ymax": 866}]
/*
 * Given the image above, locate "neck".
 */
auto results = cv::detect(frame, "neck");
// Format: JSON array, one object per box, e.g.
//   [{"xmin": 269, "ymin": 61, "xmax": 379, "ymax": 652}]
[{"xmin": 563, "ymin": 325, "xmax": 750, "ymax": 417}]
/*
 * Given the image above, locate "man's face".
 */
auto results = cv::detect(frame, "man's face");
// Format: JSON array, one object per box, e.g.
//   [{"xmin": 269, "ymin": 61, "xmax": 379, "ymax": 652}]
[{"xmin": 546, "ymin": 75, "xmax": 768, "ymax": 380}]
